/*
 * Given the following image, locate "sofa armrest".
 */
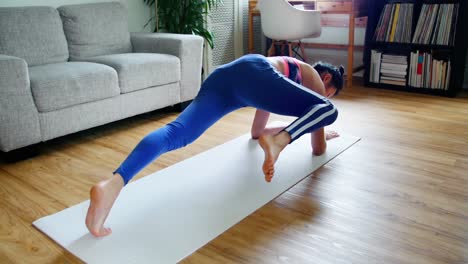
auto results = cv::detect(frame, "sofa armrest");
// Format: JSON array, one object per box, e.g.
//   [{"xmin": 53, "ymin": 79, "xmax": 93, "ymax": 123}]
[
  {"xmin": 130, "ymin": 33, "xmax": 204, "ymax": 102},
  {"xmin": 0, "ymin": 55, "xmax": 41, "ymax": 152}
]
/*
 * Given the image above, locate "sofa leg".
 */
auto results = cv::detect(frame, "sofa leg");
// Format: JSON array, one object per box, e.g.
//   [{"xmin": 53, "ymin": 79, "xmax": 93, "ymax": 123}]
[
  {"xmin": 1, "ymin": 144, "xmax": 40, "ymax": 163},
  {"xmin": 174, "ymin": 100, "xmax": 193, "ymax": 112}
]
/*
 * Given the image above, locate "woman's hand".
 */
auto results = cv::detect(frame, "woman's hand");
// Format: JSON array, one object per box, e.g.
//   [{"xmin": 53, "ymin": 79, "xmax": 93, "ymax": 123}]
[{"xmin": 325, "ymin": 130, "xmax": 340, "ymax": 140}]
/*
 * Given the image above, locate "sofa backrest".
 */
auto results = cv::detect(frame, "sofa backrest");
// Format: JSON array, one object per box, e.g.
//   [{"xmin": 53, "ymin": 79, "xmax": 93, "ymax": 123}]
[
  {"xmin": 0, "ymin": 6, "xmax": 69, "ymax": 66},
  {"xmin": 58, "ymin": 2, "xmax": 133, "ymax": 60}
]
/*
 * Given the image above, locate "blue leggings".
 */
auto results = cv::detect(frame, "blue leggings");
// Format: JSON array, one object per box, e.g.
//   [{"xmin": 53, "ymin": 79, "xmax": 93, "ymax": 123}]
[{"xmin": 115, "ymin": 54, "xmax": 338, "ymax": 184}]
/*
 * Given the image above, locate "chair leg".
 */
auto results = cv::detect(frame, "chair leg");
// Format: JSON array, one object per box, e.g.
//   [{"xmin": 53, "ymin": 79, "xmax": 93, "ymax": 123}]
[
  {"xmin": 268, "ymin": 40, "xmax": 276, "ymax": 57},
  {"xmin": 299, "ymin": 42, "xmax": 308, "ymax": 63},
  {"xmin": 288, "ymin": 42, "xmax": 293, "ymax": 57},
  {"xmin": 280, "ymin": 41, "xmax": 286, "ymax": 56}
]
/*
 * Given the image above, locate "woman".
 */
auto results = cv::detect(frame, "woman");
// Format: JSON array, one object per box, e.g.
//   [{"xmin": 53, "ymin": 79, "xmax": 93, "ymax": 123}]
[{"xmin": 86, "ymin": 54, "xmax": 344, "ymax": 237}]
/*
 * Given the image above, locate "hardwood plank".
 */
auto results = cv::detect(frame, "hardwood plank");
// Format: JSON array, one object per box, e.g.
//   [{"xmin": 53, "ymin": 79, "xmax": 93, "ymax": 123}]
[{"xmin": 0, "ymin": 169, "xmax": 80, "ymax": 263}]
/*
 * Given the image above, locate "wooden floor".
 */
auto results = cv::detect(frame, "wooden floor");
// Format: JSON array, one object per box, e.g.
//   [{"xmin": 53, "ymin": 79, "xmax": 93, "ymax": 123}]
[{"xmin": 1, "ymin": 83, "xmax": 467, "ymax": 264}]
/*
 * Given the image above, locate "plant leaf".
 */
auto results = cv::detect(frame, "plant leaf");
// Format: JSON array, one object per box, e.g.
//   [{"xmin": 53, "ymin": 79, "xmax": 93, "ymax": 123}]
[{"xmin": 143, "ymin": 0, "xmax": 222, "ymax": 48}]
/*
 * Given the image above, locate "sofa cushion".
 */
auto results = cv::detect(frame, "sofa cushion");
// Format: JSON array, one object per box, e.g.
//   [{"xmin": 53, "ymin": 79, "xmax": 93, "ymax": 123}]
[
  {"xmin": 58, "ymin": 2, "xmax": 132, "ymax": 60},
  {"xmin": 29, "ymin": 62, "xmax": 120, "ymax": 112},
  {"xmin": 83, "ymin": 53, "xmax": 181, "ymax": 94},
  {"xmin": 0, "ymin": 6, "xmax": 69, "ymax": 66}
]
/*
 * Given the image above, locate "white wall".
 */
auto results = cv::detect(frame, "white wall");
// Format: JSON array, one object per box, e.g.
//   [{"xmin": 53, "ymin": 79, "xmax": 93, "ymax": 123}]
[{"xmin": 0, "ymin": 0, "xmax": 153, "ymax": 32}]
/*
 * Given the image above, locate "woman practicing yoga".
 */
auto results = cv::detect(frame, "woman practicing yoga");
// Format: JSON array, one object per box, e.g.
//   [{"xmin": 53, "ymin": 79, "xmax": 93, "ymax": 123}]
[{"xmin": 86, "ymin": 54, "xmax": 344, "ymax": 237}]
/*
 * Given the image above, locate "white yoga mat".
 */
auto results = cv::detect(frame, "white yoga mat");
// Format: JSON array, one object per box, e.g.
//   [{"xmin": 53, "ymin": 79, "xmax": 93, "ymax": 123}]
[{"xmin": 34, "ymin": 123, "xmax": 360, "ymax": 264}]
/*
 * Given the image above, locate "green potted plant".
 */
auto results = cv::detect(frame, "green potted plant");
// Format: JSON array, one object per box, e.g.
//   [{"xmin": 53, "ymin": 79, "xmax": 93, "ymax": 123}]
[{"xmin": 143, "ymin": 0, "xmax": 222, "ymax": 49}]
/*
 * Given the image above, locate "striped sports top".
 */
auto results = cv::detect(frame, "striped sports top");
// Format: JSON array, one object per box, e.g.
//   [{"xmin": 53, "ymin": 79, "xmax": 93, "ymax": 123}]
[{"xmin": 281, "ymin": 56, "xmax": 303, "ymax": 85}]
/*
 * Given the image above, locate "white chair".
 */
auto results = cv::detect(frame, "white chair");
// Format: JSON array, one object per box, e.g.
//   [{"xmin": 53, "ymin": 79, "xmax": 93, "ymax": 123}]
[{"xmin": 257, "ymin": 0, "xmax": 321, "ymax": 62}]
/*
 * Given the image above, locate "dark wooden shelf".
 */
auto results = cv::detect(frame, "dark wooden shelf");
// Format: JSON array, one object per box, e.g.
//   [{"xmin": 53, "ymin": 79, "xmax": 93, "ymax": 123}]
[
  {"xmin": 370, "ymin": 41, "xmax": 454, "ymax": 50},
  {"xmin": 363, "ymin": 0, "xmax": 467, "ymax": 97},
  {"xmin": 365, "ymin": 81, "xmax": 453, "ymax": 96}
]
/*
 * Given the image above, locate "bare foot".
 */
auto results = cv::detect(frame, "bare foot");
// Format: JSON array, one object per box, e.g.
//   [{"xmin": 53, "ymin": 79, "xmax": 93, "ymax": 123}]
[
  {"xmin": 85, "ymin": 174, "xmax": 124, "ymax": 237},
  {"xmin": 258, "ymin": 132, "xmax": 290, "ymax": 182}
]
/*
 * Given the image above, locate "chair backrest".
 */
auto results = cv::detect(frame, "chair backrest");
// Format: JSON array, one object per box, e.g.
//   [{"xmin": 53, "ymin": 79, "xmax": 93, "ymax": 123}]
[{"xmin": 257, "ymin": 0, "xmax": 322, "ymax": 41}]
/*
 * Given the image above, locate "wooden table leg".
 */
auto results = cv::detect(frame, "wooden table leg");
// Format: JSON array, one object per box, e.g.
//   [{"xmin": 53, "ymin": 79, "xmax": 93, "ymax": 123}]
[
  {"xmin": 347, "ymin": 12, "xmax": 355, "ymax": 89},
  {"xmin": 249, "ymin": 11, "xmax": 254, "ymax": 54}
]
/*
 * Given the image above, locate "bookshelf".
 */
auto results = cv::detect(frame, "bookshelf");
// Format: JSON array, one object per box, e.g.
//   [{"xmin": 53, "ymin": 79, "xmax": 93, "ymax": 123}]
[{"xmin": 363, "ymin": 0, "xmax": 467, "ymax": 97}]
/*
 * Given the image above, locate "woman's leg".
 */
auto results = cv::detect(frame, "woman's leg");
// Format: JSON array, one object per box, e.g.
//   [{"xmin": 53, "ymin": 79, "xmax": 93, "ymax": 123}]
[
  {"xmin": 231, "ymin": 55, "xmax": 338, "ymax": 139},
  {"xmin": 282, "ymin": 98, "xmax": 338, "ymax": 142},
  {"xmin": 115, "ymin": 89, "xmax": 237, "ymax": 184},
  {"xmin": 241, "ymin": 75, "xmax": 338, "ymax": 141},
  {"xmin": 254, "ymin": 81, "xmax": 338, "ymax": 182},
  {"xmin": 235, "ymin": 58, "xmax": 338, "ymax": 181},
  {"xmin": 86, "ymin": 69, "xmax": 240, "ymax": 237}
]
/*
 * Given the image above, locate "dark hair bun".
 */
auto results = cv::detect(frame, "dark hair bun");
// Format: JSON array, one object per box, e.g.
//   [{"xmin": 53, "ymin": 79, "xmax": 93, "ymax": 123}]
[
  {"xmin": 312, "ymin": 61, "xmax": 345, "ymax": 93},
  {"xmin": 339, "ymin": 65, "xmax": 345, "ymax": 76}
]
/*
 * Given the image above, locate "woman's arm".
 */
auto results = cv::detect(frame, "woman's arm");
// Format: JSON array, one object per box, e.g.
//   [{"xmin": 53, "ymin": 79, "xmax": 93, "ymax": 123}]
[
  {"xmin": 251, "ymin": 109, "xmax": 270, "ymax": 139},
  {"xmin": 300, "ymin": 63, "xmax": 331, "ymax": 155},
  {"xmin": 311, "ymin": 129, "xmax": 340, "ymax": 155},
  {"xmin": 251, "ymin": 109, "xmax": 288, "ymax": 139},
  {"xmin": 311, "ymin": 128, "xmax": 326, "ymax": 155}
]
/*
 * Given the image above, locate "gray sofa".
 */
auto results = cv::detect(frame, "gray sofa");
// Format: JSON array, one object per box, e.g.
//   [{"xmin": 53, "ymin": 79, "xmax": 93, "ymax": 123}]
[{"xmin": 0, "ymin": 2, "xmax": 204, "ymax": 153}]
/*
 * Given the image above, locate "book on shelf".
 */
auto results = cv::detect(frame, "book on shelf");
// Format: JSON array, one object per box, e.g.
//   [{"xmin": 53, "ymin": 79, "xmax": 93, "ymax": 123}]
[
  {"xmin": 381, "ymin": 54, "xmax": 407, "ymax": 64},
  {"xmin": 369, "ymin": 50, "xmax": 382, "ymax": 83},
  {"xmin": 369, "ymin": 50, "xmax": 407, "ymax": 85},
  {"xmin": 408, "ymin": 50, "xmax": 451, "ymax": 90},
  {"xmin": 412, "ymin": 3, "xmax": 459, "ymax": 46},
  {"xmin": 380, "ymin": 69, "xmax": 406, "ymax": 75},
  {"xmin": 373, "ymin": 3, "xmax": 413, "ymax": 43},
  {"xmin": 381, "ymin": 62, "xmax": 407, "ymax": 69},
  {"xmin": 381, "ymin": 76, "xmax": 406, "ymax": 81},
  {"xmin": 380, "ymin": 79, "xmax": 406, "ymax": 86}
]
